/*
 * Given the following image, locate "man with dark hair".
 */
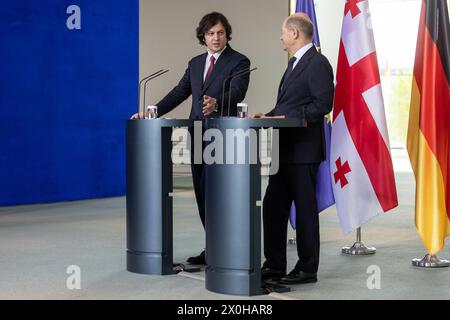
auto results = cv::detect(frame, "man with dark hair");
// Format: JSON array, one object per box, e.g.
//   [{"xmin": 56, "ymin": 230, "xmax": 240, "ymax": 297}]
[
  {"xmin": 253, "ymin": 13, "xmax": 334, "ymax": 284},
  {"xmin": 196, "ymin": 12, "xmax": 233, "ymax": 46},
  {"xmin": 155, "ymin": 11, "xmax": 249, "ymax": 119},
  {"xmin": 134, "ymin": 12, "xmax": 250, "ymax": 265}
]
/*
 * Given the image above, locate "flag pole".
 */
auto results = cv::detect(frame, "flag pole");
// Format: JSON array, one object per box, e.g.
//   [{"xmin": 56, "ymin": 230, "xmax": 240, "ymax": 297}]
[
  {"xmin": 341, "ymin": 227, "xmax": 376, "ymax": 255},
  {"xmin": 412, "ymin": 254, "xmax": 450, "ymax": 268}
]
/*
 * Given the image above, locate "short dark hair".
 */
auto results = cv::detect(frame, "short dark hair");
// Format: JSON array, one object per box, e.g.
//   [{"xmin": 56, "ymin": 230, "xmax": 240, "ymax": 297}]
[{"xmin": 196, "ymin": 12, "xmax": 232, "ymax": 45}]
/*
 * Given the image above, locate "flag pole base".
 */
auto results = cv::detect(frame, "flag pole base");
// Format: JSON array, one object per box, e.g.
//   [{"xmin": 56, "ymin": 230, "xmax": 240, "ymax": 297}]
[
  {"xmin": 412, "ymin": 254, "xmax": 450, "ymax": 268},
  {"xmin": 288, "ymin": 237, "xmax": 296, "ymax": 245},
  {"xmin": 342, "ymin": 242, "xmax": 376, "ymax": 255}
]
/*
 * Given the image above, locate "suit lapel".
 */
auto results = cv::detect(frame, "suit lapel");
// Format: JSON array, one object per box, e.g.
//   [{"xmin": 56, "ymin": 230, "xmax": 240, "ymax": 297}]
[
  {"xmin": 276, "ymin": 47, "xmax": 316, "ymax": 103},
  {"xmin": 193, "ymin": 53, "xmax": 207, "ymax": 93},
  {"xmin": 201, "ymin": 46, "xmax": 233, "ymax": 95},
  {"xmin": 278, "ymin": 67, "xmax": 289, "ymax": 95}
]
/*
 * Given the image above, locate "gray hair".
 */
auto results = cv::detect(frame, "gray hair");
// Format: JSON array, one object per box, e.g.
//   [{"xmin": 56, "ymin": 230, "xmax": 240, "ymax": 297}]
[{"xmin": 285, "ymin": 14, "xmax": 313, "ymax": 40}]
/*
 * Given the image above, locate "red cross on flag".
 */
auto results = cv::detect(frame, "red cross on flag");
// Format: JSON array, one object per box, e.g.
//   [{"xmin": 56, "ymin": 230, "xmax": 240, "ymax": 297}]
[{"xmin": 330, "ymin": 0, "xmax": 398, "ymax": 234}]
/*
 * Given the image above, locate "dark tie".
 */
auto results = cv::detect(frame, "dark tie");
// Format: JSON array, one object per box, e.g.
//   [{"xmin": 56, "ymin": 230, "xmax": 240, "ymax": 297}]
[
  {"xmin": 284, "ymin": 56, "xmax": 297, "ymax": 82},
  {"xmin": 280, "ymin": 56, "xmax": 297, "ymax": 92},
  {"xmin": 204, "ymin": 55, "xmax": 216, "ymax": 83}
]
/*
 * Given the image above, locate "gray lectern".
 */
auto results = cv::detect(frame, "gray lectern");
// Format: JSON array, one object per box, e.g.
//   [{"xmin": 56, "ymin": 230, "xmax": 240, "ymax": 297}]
[
  {"xmin": 204, "ymin": 117, "xmax": 305, "ymax": 296},
  {"xmin": 126, "ymin": 119, "xmax": 193, "ymax": 275}
]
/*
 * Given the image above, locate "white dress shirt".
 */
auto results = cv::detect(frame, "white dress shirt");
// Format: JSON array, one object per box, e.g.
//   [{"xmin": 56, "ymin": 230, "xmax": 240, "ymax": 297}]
[
  {"xmin": 292, "ymin": 42, "xmax": 314, "ymax": 70},
  {"xmin": 203, "ymin": 46, "xmax": 227, "ymax": 81}
]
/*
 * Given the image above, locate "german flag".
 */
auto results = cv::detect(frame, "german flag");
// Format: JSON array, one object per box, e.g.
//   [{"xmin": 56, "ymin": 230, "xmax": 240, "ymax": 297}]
[{"xmin": 407, "ymin": 0, "xmax": 450, "ymax": 255}]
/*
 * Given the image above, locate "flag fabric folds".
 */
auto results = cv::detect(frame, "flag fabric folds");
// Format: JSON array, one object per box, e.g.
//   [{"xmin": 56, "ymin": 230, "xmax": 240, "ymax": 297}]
[
  {"xmin": 289, "ymin": 0, "xmax": 335, "ymax": 230},
  {"xmin": 330, "ymin": 0, "xmax": 398, "ymax": 234},
  {"xmin": 407, "ymin": 0, "xmax": 450, "ymax": 255}
]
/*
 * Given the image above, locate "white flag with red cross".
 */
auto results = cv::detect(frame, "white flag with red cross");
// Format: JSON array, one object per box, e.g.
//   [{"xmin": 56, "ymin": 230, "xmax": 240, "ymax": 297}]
[{"xmin": 330, "ymin": 0, "xmax": 398, "ymax": 234}]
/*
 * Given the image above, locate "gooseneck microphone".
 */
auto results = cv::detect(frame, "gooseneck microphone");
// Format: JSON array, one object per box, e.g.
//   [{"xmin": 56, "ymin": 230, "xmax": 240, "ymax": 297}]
[
  {"xmin": 227, "ymin": 67, "xmax": 257, "ymax": 117},
  {"xmin": 138, "ymin": 70, "xmax": 163, "ymax": 112},
  {"xmin": 138, "ymin": 69, "xmax": 169, "ymax": 116},
  {"xmin": 142, "ymin": 69, "xmax": 169, "ymax": 115},
  {"xmin": 220, "ymin": 67, "xmax": 257, "ymax": 117}
]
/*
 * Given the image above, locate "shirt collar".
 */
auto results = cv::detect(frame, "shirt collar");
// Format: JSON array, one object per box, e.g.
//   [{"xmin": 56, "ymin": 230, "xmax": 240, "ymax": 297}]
[
  {"xmin": 207, "ymin": 46, "xmax": 227, "ymax": 61},
  {"xmin": 293, "ymin": 42, "xmax": 314, "ymax": 65}
]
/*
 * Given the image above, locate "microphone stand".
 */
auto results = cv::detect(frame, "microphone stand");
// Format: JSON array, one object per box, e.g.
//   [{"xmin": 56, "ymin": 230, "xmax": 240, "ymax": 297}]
[
  {"xmin": 220, "ymin": 68, "xmax": 256, "ymax": 117},
  {"xmin": 227, "ymin": 67, "xmax": 257, "ymax": 117},
  {"xmin": 142, "ymin": 69, "xmax": 169, "ymax": 115},
  {"xmin": 138, "ymin": 70, "xmax": 163, "ymax": 114}
]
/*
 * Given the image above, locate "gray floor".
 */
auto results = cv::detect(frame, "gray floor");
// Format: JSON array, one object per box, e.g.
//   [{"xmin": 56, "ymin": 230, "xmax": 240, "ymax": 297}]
[{"xmin": 0, "ymin": 171, "xmax": 449, "ymax": 300}]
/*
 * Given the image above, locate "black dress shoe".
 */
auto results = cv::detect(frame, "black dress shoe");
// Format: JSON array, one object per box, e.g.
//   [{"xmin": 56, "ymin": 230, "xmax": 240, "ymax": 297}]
[
  {"xmin": 187, "ymin": 250, "xmax": 206, "ymax": 265},
  {"xmin": 261, "ymin": 267, "xmax": 286, "ymax": 281},
  {"xmin": 279, "ymin": 270, "xmax": 317, "ymax": 285}
]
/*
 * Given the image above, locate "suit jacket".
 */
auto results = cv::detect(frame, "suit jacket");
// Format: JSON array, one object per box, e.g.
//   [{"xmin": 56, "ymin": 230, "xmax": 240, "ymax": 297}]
[
  {"xmin": 266, "ymin": 46, "xmax": 334, "ymax": 164},
  {"xmin": 156, "ymin": 46, "xmax": 251, "ymax": 119}
]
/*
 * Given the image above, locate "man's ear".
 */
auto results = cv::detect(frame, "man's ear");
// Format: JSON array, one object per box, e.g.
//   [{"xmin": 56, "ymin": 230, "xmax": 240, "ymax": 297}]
[{"xmin": 293, "ymin": 28, "xmax": 300, "ymax": 40}]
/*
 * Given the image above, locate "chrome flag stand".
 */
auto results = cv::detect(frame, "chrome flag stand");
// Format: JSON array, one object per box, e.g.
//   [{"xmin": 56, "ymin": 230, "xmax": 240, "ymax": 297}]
[
  {"xmin": 412, "ymin": 254, "xmax": 450, "ymax": 268},
  {"xmin": 342, "ymin": 227, "xmax": 376, "ymax": 255}
]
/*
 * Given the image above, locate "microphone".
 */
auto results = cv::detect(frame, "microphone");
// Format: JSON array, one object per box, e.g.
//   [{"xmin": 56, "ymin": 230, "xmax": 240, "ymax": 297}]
[
  {"xmin": 220, "ymin": 67, "xmax": 257, "ymax": 117},
  {"xmin": 227, "ymin": 67, "xmax": 257, "ymax": 117},
  {"xmin": 139, "ymin": 69, "xmax": 169, "ymax": 116},
  {"xmin": 142, "ymin": 69, "xmax": 169, "ymax": 115},
  {"xmin": 138, "ymin": 70, "xmax": 163, "ymax": 112},
  {"xmin": 142, "ymin": 69, "xmax": 169, "ymax": 116}
]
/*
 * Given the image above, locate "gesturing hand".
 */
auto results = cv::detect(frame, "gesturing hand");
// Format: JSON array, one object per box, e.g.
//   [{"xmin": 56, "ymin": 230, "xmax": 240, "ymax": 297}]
[{"xmin": 203, "ymin": 95, "xmax": 217, "ymax": 116}]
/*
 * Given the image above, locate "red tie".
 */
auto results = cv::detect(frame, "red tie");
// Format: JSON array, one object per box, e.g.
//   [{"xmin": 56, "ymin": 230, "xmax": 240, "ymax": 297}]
[{"xmin": 204, "ymin": 55, "xmax": 215, "ymax": 83}]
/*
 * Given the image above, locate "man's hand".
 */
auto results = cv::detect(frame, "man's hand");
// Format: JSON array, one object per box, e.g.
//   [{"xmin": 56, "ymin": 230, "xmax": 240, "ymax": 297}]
[
  {"xmin": 251, "ymin": 113, "xmax": 286, "ymax": 119},
  {"xmin": 203, "ymin": 95, "xmax": 217, "ymax": 116},
  {"xmin": 130, "ymin": 112, "xmax": 145, "ymax": 120},
  {"xmin": 251, "ymin": 112, "xmax": 266, "ymax": 118}
]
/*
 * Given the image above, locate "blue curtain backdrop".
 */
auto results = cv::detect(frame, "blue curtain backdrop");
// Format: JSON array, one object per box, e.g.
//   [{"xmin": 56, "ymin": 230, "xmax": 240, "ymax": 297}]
[{"xmin": 0, "ymin": 0, "xmax": 139, "ymax": 206}]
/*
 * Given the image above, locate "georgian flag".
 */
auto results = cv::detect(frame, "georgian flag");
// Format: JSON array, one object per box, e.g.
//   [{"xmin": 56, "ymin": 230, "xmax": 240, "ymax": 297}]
[{"xmin": 330, "ymin": 0, "xmax": 398, "ymax": 234}]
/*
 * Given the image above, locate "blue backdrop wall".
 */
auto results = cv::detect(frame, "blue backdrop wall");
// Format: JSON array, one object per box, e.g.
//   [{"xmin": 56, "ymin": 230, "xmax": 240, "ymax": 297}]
[{"xmin": 0, "ymin": 0, "xmax": 139, "ymax": 206}]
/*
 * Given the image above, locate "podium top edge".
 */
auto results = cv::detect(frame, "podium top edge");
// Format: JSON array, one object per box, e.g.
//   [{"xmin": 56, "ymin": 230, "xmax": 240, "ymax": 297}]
[
  {"xmin": 126, "ymin": 119, "xmax": 194, "ymax": 127},
  {"xmin": 205, "ymin": 117, "xmax": 306, "ymax": 128},
  {"xmin": 126, "ymin": 117, "xmax": 305, "ymax": 128}
]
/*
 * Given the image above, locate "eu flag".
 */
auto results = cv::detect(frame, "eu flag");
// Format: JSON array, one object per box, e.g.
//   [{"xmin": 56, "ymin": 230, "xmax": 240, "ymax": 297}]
[{"xmin": 296, "ymin": 0, "xmax": 321, "ymax": 49}]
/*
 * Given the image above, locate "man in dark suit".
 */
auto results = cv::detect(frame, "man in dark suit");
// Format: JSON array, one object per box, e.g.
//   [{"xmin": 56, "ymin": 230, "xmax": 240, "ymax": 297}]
[
  {"xmin": 253, "ymin": 13, "xmax": 334, "ymax": 284},
  {"xmin": 134, "ymin": 12, "xmax": 250, "ymax": 265}
]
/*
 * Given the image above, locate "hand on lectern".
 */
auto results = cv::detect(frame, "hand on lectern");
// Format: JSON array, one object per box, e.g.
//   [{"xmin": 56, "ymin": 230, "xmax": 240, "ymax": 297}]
[
  {"xmin": 130, "ymin": 112, "xmax": 144, "ymax": 120},
  {"xmin": 251, "ymin": 113, "xmax": 286, "ymax": 119},
  {"xmin": 250, "ymin": 113, "xmax": 266, "ymax": 118},
  {"xmin": 270, "ymin": 115, "xmax": 286, "ymax": 119}
]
